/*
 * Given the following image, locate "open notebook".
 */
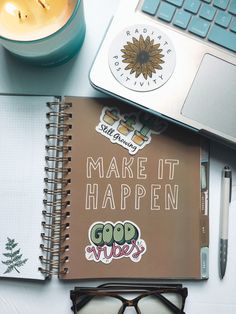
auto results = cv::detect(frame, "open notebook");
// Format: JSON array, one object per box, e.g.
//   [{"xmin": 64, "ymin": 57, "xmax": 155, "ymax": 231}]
[{"xmin": 0, "ymin": 95, "xmax": 209, "ymax": 280}]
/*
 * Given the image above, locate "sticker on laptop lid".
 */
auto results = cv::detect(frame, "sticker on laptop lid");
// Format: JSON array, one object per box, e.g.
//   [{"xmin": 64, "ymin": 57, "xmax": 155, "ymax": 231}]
[{"xmin": 109, "ymin": 24, "xmax": 176, "ymax": 92}]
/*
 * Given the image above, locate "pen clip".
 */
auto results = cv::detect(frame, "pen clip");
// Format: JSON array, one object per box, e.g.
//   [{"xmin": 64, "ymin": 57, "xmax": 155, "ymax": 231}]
[
  {"xmin": 224, "ymin": 166, "xmax": 232, "ymax": 203},
  {"xmin": 229, "ymin": 174, "xmax": 232, "ymax": 203}
]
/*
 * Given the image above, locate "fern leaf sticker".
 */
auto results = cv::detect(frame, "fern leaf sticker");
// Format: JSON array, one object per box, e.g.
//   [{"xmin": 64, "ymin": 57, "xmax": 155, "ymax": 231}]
[{"xmin": 1, "ymin": 238, "xmax": 28, "ymax": 274}]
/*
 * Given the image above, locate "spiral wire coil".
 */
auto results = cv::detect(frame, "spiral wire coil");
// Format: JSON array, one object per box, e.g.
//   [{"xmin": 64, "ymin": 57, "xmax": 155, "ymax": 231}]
[{"xmin": 39, "ymin": 99, "xmax": 72, "ymax": 277}]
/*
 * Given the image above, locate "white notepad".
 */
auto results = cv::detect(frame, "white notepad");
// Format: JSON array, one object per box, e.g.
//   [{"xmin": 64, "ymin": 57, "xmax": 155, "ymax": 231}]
[{"xmin": 0, "ymin": 95, "xmax": 55, "ymax": 280}]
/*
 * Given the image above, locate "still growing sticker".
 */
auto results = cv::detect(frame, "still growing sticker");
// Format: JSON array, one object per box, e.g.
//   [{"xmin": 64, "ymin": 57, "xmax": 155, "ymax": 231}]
[
  {"xmin": 109, "ymin": 24, "xmax": 176, "ymax": 92},
  {"xmin": 96, "ymin": 106, "xmax": 168, "ymax": 155},
  {"xmin": 85, "ymin": 221, "xmax": 147, "ymax": 264}
]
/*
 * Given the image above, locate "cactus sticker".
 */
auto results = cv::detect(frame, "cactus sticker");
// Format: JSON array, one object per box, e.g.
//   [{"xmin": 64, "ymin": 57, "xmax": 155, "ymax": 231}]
[
  {"xmin": 85, "ymin": 221, "xmax": 146, "ymax": 264},
  {"xmin": 103, "ymin": 108, "xmax": 119, "ymax": 125},
  {"xmin": 96, "ymin": 106, "xmax": 168, "ymax": 154},
  {"xmin": 117, "ymin": 114, "xmax": 136, "ymax": 136},
  {"xmin": 132, "ymin": 125, "xmax": 150, "ymax": 146}
]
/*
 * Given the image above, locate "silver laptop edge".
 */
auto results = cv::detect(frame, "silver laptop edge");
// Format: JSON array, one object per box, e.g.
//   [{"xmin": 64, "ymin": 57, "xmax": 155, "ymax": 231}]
[{"xmin": 90, "ymin": 0, "xmax": 236, "ymax": 148}]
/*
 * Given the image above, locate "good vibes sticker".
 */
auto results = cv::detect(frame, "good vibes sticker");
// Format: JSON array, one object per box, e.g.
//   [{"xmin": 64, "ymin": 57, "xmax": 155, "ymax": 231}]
[
  {"xmin": 109, "ymin": 24, "xmax": 176, "ymax": 92},
  {"xmin": 85, "ymin": 221, "xmax": 147, "ymax": 264}
]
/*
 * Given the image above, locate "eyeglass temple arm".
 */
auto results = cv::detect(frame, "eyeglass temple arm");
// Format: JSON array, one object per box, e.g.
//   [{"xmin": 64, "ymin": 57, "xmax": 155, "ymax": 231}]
[{"xmin": 98, "ymin": 282, "xmax": 183, "ymax": 289}]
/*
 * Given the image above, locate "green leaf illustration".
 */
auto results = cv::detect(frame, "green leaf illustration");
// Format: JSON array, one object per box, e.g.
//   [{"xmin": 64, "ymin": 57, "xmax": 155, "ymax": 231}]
[
  {"xmin": 11, "ymin": 249, "xmax": 20, "ymax": 257},
  {"xmin": 3, "ymin": 253, "xmax": 12, "ymax": 258},
  {"xmin": 1, "ymin": 238, "xmax": 28, "ymax": 274},
  {"xmin": 12, "ymin": 254, "xmax": 22, "ymax": 262},
  {"xmin": 2, "ymin": 260, "xmax": 12, "ymax": 266}
]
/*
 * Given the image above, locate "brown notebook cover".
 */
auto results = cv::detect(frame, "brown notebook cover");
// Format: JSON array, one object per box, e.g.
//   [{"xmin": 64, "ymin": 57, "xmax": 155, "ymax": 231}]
[{"xmin": 55, "ymin": 97, "xmax": 209, "ymax": 280}]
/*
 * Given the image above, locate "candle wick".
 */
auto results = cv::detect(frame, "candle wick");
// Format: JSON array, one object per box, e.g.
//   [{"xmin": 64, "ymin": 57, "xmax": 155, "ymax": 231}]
[
  {"xmin": 18, "ymin": 10, "xmax": 28, "ymax": 20},
  {"xmin": 38, "ymin": 0, "xmax": 49, "ymax": 9},
  {"xmin": 38, "ymin": 0, "xmax": 45, "ymax": 8}
]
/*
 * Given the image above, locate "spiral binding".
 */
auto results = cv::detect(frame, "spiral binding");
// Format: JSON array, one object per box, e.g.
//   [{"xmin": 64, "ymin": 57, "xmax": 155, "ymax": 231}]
[{"xmin": 38, "ymin": 98, "xmax": 72, "ymax": 277}]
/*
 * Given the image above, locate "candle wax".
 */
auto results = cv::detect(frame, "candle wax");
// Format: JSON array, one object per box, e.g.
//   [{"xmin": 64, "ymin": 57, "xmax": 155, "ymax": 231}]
[{"xmin": 0, "ymin": 0, "xmax": 76, "ymax": 41}]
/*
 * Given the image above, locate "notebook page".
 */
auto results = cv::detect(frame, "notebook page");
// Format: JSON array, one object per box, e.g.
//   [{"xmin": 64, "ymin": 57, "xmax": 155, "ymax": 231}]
[{"xmin": 0, "ymin": 95, "xmax": 55, "ymax": 280}]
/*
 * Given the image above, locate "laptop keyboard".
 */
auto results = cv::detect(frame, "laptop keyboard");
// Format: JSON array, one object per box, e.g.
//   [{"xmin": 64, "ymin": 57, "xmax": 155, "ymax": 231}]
[{"xmin": 141, "ymin": 0, "xmax": 236, "ymax": 52}]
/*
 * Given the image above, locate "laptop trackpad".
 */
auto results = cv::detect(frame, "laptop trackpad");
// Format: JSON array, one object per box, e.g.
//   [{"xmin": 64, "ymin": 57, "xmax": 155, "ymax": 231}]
[{"xmin": 181, "ymin": 54, "xmax": 236, "ymax": 138}]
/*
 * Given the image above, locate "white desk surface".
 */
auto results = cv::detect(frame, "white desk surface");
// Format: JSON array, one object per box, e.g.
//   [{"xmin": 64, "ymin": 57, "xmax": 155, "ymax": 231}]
[{"xmin": 0, "ymin": 1, "xmax": 236, "ymax": 313}]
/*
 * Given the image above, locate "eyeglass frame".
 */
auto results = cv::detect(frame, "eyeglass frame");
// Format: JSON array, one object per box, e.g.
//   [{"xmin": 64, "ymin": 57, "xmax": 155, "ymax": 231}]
[{"xmin": 70, "ymin": 283, "xmax": 188, "ymax": 314}]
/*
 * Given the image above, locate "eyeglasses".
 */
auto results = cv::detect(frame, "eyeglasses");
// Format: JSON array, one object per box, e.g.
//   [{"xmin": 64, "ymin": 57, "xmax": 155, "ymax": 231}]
[{"xmin": 70, "ymin": 283, "xmax": 188, "ymax": 314}]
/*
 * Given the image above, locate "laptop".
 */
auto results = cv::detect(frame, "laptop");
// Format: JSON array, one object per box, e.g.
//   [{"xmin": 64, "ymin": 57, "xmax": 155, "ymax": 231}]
[{"xmin": 90, "ymin": 0, "xmax": 236, "ymax": 148}]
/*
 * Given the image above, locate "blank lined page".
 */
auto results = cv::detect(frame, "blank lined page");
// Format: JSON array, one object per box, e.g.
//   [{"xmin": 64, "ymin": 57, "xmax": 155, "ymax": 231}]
[{"xmin": 0, "ymin": 95, "xmax": 55, "ymax": 280}]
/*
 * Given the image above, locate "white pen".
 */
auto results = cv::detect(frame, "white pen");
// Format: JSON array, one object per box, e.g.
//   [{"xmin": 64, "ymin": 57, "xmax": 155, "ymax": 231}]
[{"xmin": 219, "ymin": 166, "xmax": 232, "ymax": 279}]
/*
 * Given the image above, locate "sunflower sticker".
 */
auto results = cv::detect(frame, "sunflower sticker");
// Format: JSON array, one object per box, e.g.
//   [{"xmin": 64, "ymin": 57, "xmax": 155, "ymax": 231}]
[
  {"xmin": 121, "ymin": 34, "xmax": 165, "ymax": 80},
  {"xmin": 109, "ymin": 25, "xmax": 176, "ymax": 92}
]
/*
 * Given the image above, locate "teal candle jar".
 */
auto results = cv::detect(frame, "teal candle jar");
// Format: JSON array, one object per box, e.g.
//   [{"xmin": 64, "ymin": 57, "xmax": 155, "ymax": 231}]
[{"xmin": 0, "ymin": 0, "xmax": 86, "ymax": 66}]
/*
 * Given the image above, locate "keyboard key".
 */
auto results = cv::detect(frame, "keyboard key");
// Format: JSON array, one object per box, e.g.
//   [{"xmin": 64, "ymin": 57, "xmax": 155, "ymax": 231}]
[
  {"xmin": 184, "ymin": 0, "xmax": 201, "ymax": 14},
  {"xmin": 199, "ymin": 4, "xmax": 217, "ymax": 20},
  {"xmin": 228, "ymin": 0, "xmax": 236, "ymax": 15},
  {"xmin": 230, "ymin": 18, "xmax": 236, "ymax": 31},
  {"xmin": 166, "ymin": 0, "xmax": 184, "ymax": 7},
  {"xmin": 189, "ymin": 16, "xmax": 210, "ymax": 37},
  {"xmin": 213, "ymin": 0, "xmax": 229, "ymax": 9},
  {"xmin": 202, "ymin": 0, "xmax": 211, "ymax": 3},
  {"xmin": 173, "ymin": 9, "xmax": 191, "ymax": 28},
  {"xmin": 157, "ymin": 2, "xmax": 176, "ymax": 22},
  {"xmin": 208, "ymin": 24, "xmax": 236, "ymax": 51},
  {"xmin": 215, "ymin": 11, "xmax": 232, "ymax": 27},
  {"xmin": 142, "ymin": 0, "xmax": 160, "ymax": 15}
]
